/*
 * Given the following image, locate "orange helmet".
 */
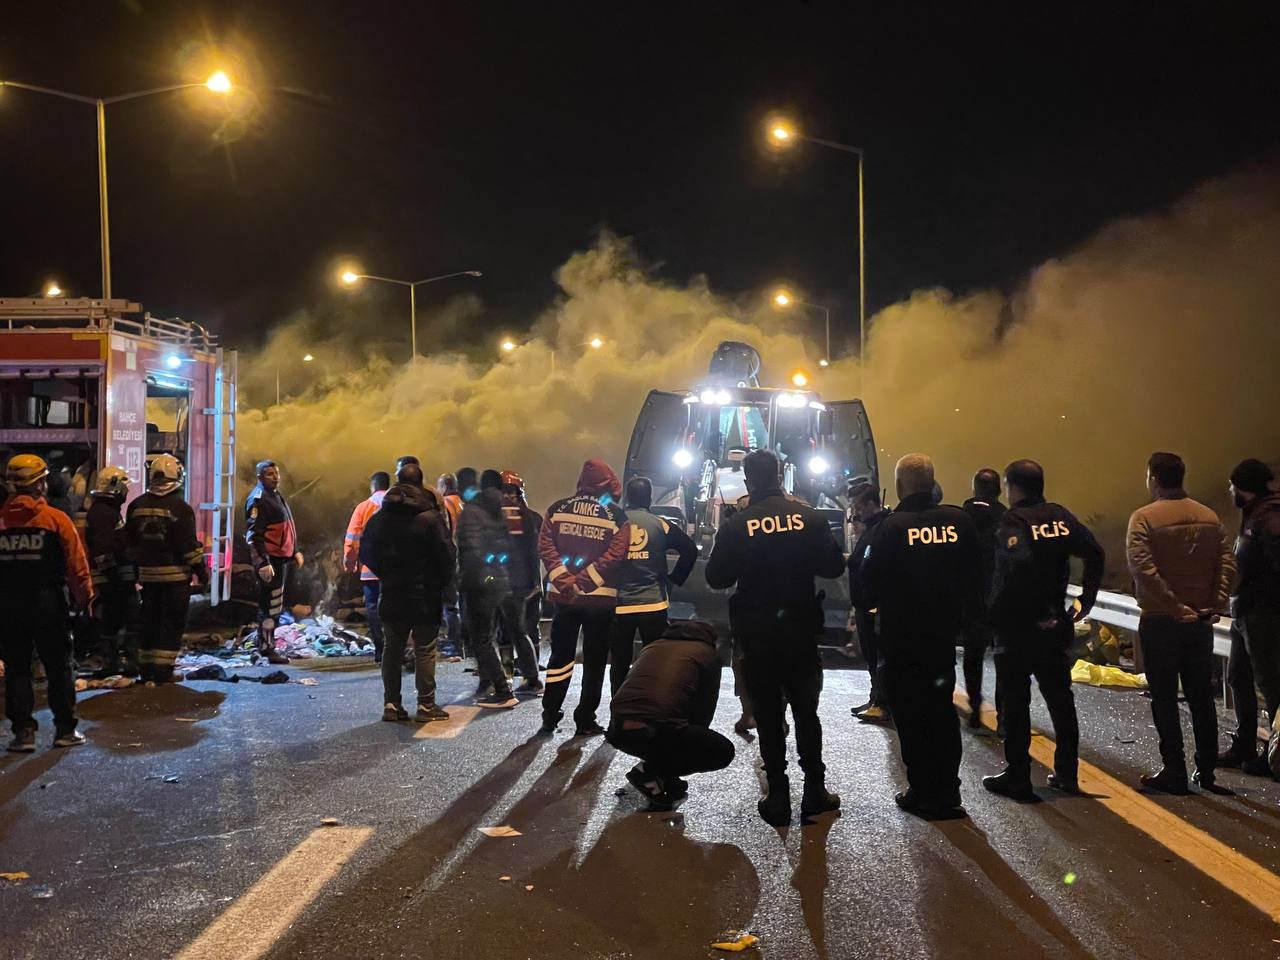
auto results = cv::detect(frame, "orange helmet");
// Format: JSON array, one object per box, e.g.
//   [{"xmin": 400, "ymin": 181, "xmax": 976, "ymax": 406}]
[{"xmin": 499, "ymin": 470, "xmax": 524, "ymax": 490}]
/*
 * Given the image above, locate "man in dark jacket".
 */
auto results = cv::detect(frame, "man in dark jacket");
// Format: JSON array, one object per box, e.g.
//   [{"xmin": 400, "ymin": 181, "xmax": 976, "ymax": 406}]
[
  {"xmin": 1223, "ymin": 459, "xmax": 1280, "ymax": 777},
  {"xmin": 847, "ymin": 481, "xmax": 892, "ymax": 721},
  {"xmin": 859, "ymin": 453, "xmax": 983, "ymax": 820},
  {"xmin": 361, "ymin": 462, "xmax": 455, "ymax": 722},
  {"xmin": 607, "ymin": 619, "xmax": 735, "ymax": 810},
  {"xmin": 245, "ymin": 460, "xmax": 302, "ymax": 665},
  {"xmin": 84, "ymin": 465, "xmax": 140, "ymax": 677},
  {"xmin": 609, "ymin": 476, "xmax": 698, "ymax": 693},
  {"xmin": 498, "ymin": 470, "xmax": 544, "ymax": 690},
  {"xmin": 983, "ymin": 459, "xmax": 1103, "ymax": 802},
  {"xmin": 961, "ymin": 468, "xmax": 1007, "ymax": 728},
  {"xmin": 457, "ymin": 469, "xmax": 533, "ymax": 707},
  {"xmin": 706, "ymin": 449, "xmax": 846, "ymax": 827}
]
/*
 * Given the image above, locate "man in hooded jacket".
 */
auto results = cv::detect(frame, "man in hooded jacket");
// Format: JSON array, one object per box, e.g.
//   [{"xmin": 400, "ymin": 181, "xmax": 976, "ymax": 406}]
[
  {"xmin": 537, "ymin": 459, "xmax": 631, "ymax": 736},
  {"xmin": 361, "ymin": 462, "xmax": 455, "ymax": 722}
]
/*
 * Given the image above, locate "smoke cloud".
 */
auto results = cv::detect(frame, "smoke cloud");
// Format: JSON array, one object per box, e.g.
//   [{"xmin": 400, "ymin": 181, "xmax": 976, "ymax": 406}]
[{"xmin": 241, "ymin": 165, "xmax": 1280, "ymax": 561}]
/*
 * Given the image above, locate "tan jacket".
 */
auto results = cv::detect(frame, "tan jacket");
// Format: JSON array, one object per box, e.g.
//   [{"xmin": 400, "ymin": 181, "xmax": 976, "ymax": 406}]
[{"xmin": 1126, "ymin": 494, "xmax": 1235, "ymax": 618}]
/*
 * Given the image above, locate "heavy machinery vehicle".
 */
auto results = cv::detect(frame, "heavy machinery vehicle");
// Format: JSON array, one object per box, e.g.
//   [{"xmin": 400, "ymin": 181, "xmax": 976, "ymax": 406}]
[
  {"xmin": 623, "ymin": 341, "xmax": 877, "ymax": 631},
  {"xmin": 0, "ymin": 298, "xmax": 238, "ymax": 604}
]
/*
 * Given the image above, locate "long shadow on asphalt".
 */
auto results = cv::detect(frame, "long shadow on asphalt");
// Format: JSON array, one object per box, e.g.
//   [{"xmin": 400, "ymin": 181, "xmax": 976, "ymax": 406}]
[
  {"xmin": 76, "ymin": 685, "xmax": 226, "ymax": 754},
  {"xmin": 791, "ymin": 812, "xmax": 840, "ymax": 960}
]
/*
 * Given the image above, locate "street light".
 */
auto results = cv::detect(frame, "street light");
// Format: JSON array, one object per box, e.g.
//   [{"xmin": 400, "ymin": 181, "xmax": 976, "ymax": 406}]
[
  {"xmin": 0, "ymin": 72, "xmax": 233, "ymax": 300},
  {"xmin": 771, "ymin": 287, "xmax": 831, "ymax": 365},
  {"xmin": 791, "ymin": 371, "xmax": 810, "ymax": 388},
  {"xmin": 276, "ymin": 353, "xmax": 316, "ymax": 406},
  {"xmin": 551, "ymin": 334, "xmax": 605, "ymax": 372},
  {"xmin": 44, "ymin": 282, "xmax": 63, "ymax": 297},
  {"xmin": 341, "ymin": 268, "xmax": 482, "ymax": 360},
  {"xmin": 499, "ymin": 338, "xmax": 517, "ymax": 353},
  {"xmin": 766, "ymin": 115, "xmax": 866, "ymax": 369}
]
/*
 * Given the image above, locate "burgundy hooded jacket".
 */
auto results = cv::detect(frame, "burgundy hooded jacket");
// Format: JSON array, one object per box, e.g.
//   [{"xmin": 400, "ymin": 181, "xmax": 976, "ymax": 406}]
[{"xmin": 538, "ymin": 459, "xmax": 630, "ymax": 608}]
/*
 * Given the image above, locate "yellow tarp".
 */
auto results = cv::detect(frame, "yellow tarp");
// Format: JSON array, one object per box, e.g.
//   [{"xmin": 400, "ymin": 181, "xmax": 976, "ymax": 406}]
[{"xmin": 1070, "ymin": 659, "xmax": 1147, "ymax": 689}]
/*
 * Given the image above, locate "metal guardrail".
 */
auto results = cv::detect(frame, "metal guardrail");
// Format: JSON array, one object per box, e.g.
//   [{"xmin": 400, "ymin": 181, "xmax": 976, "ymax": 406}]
[{"xmin": 1070, "ymin": 585, "xmax": 1233, "ymax": 659}]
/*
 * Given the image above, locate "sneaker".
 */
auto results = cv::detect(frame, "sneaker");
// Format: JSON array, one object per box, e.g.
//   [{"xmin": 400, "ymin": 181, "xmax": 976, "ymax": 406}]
[
  {"xmin": 982, "ymin": 770, "xmax": 1038, "ymax": 803},
  {"xmin": 858, "ymin": 704, "xmax": 890, "ymax": 723},
  {"xmin": 415, "ymin": 703, "xmax": 450, "ymax": 723},
  {"xmin": 538, "ymin": 711, "xmax": 563, "ymax": 736},
  {"xmin": 382, "ymin": 703, "xmax": 408, "ymax": 722},
  {"xmin": 1046, "ymin": 773, "xmax": 1081, "ymax": 795},
  {"xmin": 849, "ymin": 700, "xmax": 873, "ymax": 716},
  {"xmin": 6, "ymin": 728, "xmax": 36, "ymax": 753},
  {"xmin": 758, "ymin": 780, "xmax": 792, "ymax": 828},
  {"xmin": 476, "ymin": 692, "xmax": 518, "ymax": 709},
  {"xmin": 895, "ymin": 788, "xmax": 967, "ymax": 820},
  {"xmin": 1139, "ymin": 767, "xmax": 1190, "ymax": 795},
  {"xmin": 53, "ymin": 730, "xmax": 86, "ymax": 749},
  {"xmin": 574, "ymin": 721, "xmax": 606, "ymax": 738},
  {"xmin": 733, "ymin": 715, "xmax": 756, "ymax": 737},
  {"xmin": 626, "ymin": 763, "xmax": 666, "ymax": 800},
  {"xmin": 474, "ymin": 680, "xmax": 495, "ymax": 700},
  {"xmin": 515, "ymin": 679, "xmax": 544, "ymax": 695}
]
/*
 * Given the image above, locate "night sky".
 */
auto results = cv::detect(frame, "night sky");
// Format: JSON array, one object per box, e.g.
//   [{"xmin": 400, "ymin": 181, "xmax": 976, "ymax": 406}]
[{"xmin": 2, "ymin": 2, "xmax": 1277, "ymax": 353}]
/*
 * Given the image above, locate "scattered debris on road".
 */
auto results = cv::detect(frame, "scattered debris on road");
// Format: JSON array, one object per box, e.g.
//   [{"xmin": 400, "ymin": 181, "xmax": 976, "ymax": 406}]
[
  {"xmin": 320, "ymin": 817, "xmax": 342, "ymax": 827},
  {"xmin": 711, "ymin": 932, "xmax": 759, "ymax": 952},
  {"xmin": 1, "ymin": 871, "xmax": 30, "ymax": 882},
  {"xmin": 477, "ymin": 826, "xmax": 522, "ymax": 838}
]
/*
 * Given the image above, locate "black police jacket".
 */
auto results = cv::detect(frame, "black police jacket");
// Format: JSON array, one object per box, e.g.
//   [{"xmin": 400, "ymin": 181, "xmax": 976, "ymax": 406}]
[
  {"xmin": 847, "ymin": 507, "xmax": 891, "ymax": 612},
  {"xmin": 962, "ymin": 497, "xmax": 1007, "ymax": 596},
  {"xmin": 705, "ymin": 487, "xmax": 845, "ymax": 626},
  {"xmin": 859, "ymin": 492, "xmax": 983, "ymax": 656},
  {"xmin": 988, "ymin": 496, "xmax": 1104, "ymax": 632}
]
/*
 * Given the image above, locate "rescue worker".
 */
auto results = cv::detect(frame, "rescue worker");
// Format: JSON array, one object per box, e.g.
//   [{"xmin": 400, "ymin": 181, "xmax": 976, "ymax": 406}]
[
  {"xmin": 126, "ymin": 454, "xmax": 207, "ymax": 683},
  {"xmin": 706, "ymin": 449, "xmax": 845, "ymax": 827},
  {"xmin": 607, "ymin": 619, "xmax": 735, "ymax": 810},
  {"xmin": 435, "ymin": 472, "xmax": 465, "ymax": 659},
  {"xmin": 859, "ymin": 454, "xmax": 983, "ymax": 819},
  {"xmin": 437, "ymin": 472, "xmax": 464, "ymax": 534},
  {"xmin": 245, "ymin": 460, "xmax": 302, "ymax": 665},
  {"xmin": 1223, "ymin": 458, "xmax": 1280, "ymax": 776},
  {"xmin": 961, "ymin": 468, "xmax": 1007, "ymax": 729},
  {"xmin": 498, "ymin": 470, "xmax": 545, "ymax": 691},
  {"xmin": 1126, "ymin": 452, "xmax": 1234, "ymax": 794},
  {"xmin": 537, "ymin": 459, "xmax": 631, "ymax": 737},
  {"xmin": 609, "ymin": 476, "xmax": 698, "ymax": 693},
  {"xmin": 457, "ymin": 469, "xmax": 527, "ymax": 707},
  {"xmin": 84, "ymin": 465, "xmax": 140, "ymax": 677},
  {"xmin": 345, "ymin": 471, "xmax": 390, "ymax": 662},
  {"xmin": 1, "ymin": 454, "xmax": 92, "ymax": 751},
  {"xmin": 983, "ymin": 459, "xmax": 1103, "ymax": 802},
  {"xmin": 360, "ymin": 461, "xmax": 455, "ymax": 722},
  {"xmin": 847, "ymin": 481, "xmax": 892, "ymax": 722}
]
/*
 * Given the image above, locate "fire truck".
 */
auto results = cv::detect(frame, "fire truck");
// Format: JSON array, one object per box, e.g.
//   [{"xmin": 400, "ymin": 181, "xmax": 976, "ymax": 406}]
[{"xmin": 0, "ymin": 298, "xmax": 238, "ymax": 604}]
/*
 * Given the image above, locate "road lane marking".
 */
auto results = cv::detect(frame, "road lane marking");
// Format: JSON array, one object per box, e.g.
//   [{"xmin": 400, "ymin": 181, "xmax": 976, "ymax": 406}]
[
  {"xmin": 414, "ymin": 704, "xmax": 482, "ymax": 739},
  {"xmin": 175, "ymin": 826, "xmax": 374, "ymax": 960},
  {"xmin": 956, "ymin": 693, "xmax": 1280, "ymax": 922}
]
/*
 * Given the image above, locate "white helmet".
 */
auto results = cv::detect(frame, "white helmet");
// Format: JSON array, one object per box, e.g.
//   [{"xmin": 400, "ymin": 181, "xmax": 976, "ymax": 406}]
[
  {"xmin": 93, "ymin": 465, "xmax": 131, "ymax": 499},
  {"xmin": 149, "ymin": 454, "xmax": 184, "ymax": 496}
]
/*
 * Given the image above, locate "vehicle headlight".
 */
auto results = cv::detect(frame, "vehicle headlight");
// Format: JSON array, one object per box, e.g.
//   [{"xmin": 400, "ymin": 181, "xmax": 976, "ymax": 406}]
[
  {"xmin": 713, "ymin": 389, "xmax": 732, "ymax": 405},
  {"xmin": 807, "ymin": 456, "xmax": 829, "ymax": 475},
  {"xmin": 672, "ymin": 449, "xmax": 694, "ymax": 469},
  {"xmin": 699, "ymin": 390, "xmax": 716, "ymax": 405}
]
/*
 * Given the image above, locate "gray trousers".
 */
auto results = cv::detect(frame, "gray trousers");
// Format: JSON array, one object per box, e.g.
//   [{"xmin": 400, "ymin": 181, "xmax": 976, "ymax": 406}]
[{"xmin": 382, "ymin": 613, "xmax": 441, "ymax": 707}]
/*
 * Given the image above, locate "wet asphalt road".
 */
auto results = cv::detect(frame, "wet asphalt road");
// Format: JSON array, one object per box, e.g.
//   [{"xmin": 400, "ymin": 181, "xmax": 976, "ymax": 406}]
[{"xmin": 3, "ymin": 652, "xmax": 1280, "ymax": 960}]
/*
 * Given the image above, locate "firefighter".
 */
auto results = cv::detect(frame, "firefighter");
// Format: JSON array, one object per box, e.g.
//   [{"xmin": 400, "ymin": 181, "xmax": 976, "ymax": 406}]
[
  {"xmin": 983, "ymin": 459, "xmax": 1104, "ymax": 802},
  {"xmin": 847, "ymin": 480, "xmax": 892, "ymax": 722},
  {"xmin": 1, "ymin": 454, "xmax": 92, "ymax": 752},
  {"xmin": 245, "ymin": 460, "xmax": 302, "ymax": 665},
  {"xmin": 609, "ymin": 476, "xmax": 697, "ymax": 693},
  {"xmin": 705, "ymin": 449, "xmax": 846, "ymax": 827},
  {"xmin": 84, "ymin": 466, "xmax": 140, "ymax": 677},
  {"xmin": 126, "ymin": 454, "xmax": 207, "ymax": 683},
  {"xmin": 498, "ymin": 470, "xmax": 545, "ymax": 691},
  {"xmin": 345, "ymin": 471, "xmax": 390, "ymax": 662},
  {"xmin": 960, "ymin": 468, "xmax": 1007, "ymax": 729},
  {"xmin": 859, "ymin": 454, "xmax": 983, "ymax": 820},
  {"xmin": 537, "ymin": 459, "xmax": 631, "ymax": 737}
]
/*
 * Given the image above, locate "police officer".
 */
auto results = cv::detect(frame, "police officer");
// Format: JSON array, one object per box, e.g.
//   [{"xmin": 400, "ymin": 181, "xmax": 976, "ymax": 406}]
[
  {"xmin": 84, "ymin": 466, "xmax": 140, "ymax": 677},
  {"xmin": 245, "ymin": 460, "xmax": 302, "ymax": 665},
  {"xmin": 859, "ymin": 454, "xmax": 983, "ymax": 819},
  {"xmin": 706, "ymin": 449, "xmax": 845, "ymax": 827},
  {"xmin": 983, "ymin": 459, "xmax": 1103, "ymax": 801},
  {"xmin": 126, "ymin": 455, "xmax": 207, "ymax": 682},
  {"xmin": 961, "ymin": 468, "xmax": 1007, "ymax": 728},
  {"xmin": 609, "ymin": 476, "xmax": 698, "ymax": 693},
  {"xmin": 847, "ymin": 481, "xmax": 892, "ymax": 721},
  {"xmin": 1, "ymin": 454, "xmax": 93, "ymax": 751}
]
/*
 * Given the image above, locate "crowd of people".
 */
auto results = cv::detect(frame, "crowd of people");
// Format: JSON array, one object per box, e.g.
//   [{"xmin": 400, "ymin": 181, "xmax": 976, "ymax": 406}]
[{"xmin": 2, "ymin": 442, "xmax": 1278, "ymax": 829}]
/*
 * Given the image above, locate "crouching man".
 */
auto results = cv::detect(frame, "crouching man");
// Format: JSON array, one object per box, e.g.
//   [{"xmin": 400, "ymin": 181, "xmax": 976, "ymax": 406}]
[{"xmin": 607, "ymin": 619, "xmax": 735, "ymax": 810}]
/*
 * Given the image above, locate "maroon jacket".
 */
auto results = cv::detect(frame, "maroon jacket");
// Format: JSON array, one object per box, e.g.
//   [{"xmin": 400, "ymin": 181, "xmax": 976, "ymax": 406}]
[{"xmin": 538, "ymin": 459, "xmax": 630, "ymax": 608}]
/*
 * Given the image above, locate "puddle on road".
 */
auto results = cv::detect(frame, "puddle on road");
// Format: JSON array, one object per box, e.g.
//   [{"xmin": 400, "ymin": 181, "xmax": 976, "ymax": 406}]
[{"xmin": 77, "ymin": 686, "xmax": 226, "ymax": 754}]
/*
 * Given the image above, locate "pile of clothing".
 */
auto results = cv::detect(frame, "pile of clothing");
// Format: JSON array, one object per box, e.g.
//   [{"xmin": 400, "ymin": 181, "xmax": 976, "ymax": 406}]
[{"xmin": 241, "ymin": 613, "xmax": 374, "ymax": 660}]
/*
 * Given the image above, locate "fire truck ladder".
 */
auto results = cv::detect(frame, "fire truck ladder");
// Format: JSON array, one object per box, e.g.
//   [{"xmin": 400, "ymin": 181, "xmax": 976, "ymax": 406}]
[{"xmin": 203, "ymin": 348, "xmax": 238, "ymax": 606}]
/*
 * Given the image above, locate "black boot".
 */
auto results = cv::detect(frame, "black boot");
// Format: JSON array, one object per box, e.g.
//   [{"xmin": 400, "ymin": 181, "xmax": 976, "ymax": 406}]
[
  {"xmin": 800, "ymin": 778, "xmax": 841, "ymax": 819},
  {"xmin": 758, "ymin": 777, "xmax": 792, "ymax": 827},
  {"xmin": 1217, "ymin": 739, "xmax": 1257, "ymax": 769},
  {"xmin": 982, "ymin": 769, "xmax": 1038, "ymax": 802},
  {"xmin": 1140, "ymin": 766, "xmax": 1190, "ymax": 795}
]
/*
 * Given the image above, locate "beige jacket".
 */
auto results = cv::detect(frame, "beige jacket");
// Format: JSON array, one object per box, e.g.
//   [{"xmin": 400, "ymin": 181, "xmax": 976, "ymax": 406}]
[{"xmin": 1126, "ymin": 494, "xmax": 1235, "ymax": 618}]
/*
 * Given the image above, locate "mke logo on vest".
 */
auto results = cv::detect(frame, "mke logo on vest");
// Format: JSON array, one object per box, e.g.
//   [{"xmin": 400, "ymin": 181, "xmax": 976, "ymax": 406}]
[
  {"xmin": 1031, "ymin": 521, "xmax": 1071, "ymax": 540},
  {"xmin": 907, "ymin": 525, "xmax": 958, "ymax": 546},
  {"xmin": 0, "ymin": 531, "xmax": 46, "ymax": 552},
  {"xmin": 745, "ymin": 513, "xmax": 806, "ymax": 537}
]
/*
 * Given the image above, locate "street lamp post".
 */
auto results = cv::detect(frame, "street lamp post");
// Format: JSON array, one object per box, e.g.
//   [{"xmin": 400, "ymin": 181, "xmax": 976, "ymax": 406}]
[
  {"xmin": 0, "ymin": 72, "xmax": 233, "ymax": 300},
  {"xmin": 341, "ymin": 269, "xmax": 482, "ymax": 360},
  {"xmin": 772, "ymin": 290, "xmax": 830, "ymax": 364},
  {"xmin": 768, "ymin": 119, "xmax": 866, "ymax": 369}
]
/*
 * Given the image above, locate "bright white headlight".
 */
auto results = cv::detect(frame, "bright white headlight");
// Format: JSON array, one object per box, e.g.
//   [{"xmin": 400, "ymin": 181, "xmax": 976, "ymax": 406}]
[
  {"xmin": 699, "ymin": 390, "xmax": 716, "ymax": 404},
  {"xmin": 807, "ymin": 456, "xmax": 829, "ymax": 475},
  {"xmin": 714, "ymin": 389, "xmax": 732, "ymax": 405},
  {"xmin": 672, "ymin": 449, "xmax": 694, "ymax": 469}
]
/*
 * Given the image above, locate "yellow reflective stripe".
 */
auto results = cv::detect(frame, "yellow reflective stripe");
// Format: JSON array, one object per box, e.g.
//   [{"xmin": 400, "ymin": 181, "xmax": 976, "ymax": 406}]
[
  {"xmin": 184, "ymin": 548, "xmax": 205, "ymax": 563},
  {"xmin": 548, "ymin": 512, "xmax": 617, "ymax": 532},
  {"xmin": 581, "ymin": 585, "xmax": 616, "ymax": 597},
  {"xmin": 545, "ymin": 664, "xmax": 575, "ymax": 682},
  {"xmin": 617, "ymin": 600, "xmax": 669, "ymax": 614},
  {"xmin": 131, "ymin": 508, "xmax": 173, "ymax": 518},
  {"xmin": 547, "ymin": 565, "xmax": 569, "ymax": 580},
  {"xmin": 584, "ymin": 564, "xmax": 605, "ymax": 587}
]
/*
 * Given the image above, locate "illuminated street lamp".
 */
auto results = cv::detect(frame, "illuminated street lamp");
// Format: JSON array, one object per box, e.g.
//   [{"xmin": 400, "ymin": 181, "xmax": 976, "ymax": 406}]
[
  {"xmin": 766, "ymin": 115, "xmax": 866, "ymax": 368},
  {"xmin": 551, "ymin": 334, "xmax": 605, "ymax": 372},
  {"xmin": 341, "ymin": 268, "xmax": 482, "ymax": 360},
  {"xmin": 0, "ymin": 72, "xmax": 233, "ymax": 300},
  {"xmin": 500, "ymin": 338, "xmax": 518, "ymax": 353},
  {"xmin": 44, "ymin": 281, "xmax": 63, "ymax": 298},
  {"xmin": 771, "ymin": 288, "xmax": 830, "ymax": 366},
  {"xmin": 276, "ymin": 353, "xmax": 316, "ymax": 406},
  {"xmin": 791, "ymin": 371, "xmax": 809, "ymax": 388}
]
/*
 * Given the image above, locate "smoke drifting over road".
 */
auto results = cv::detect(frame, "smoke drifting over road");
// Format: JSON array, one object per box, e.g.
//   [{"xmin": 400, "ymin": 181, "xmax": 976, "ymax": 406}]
[{"xmin": 242, "ymin": 166, "xmax": 1280, "ymax": 546}]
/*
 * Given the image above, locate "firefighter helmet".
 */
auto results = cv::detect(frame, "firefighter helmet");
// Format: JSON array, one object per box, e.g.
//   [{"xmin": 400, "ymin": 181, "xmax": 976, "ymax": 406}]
[
  {"xmin": 93, "ymin": 465, "xmax": 131, "ymax": 499},
  {"xmin": 500, "ymin": 470, "xmax": 524, "ymax": 489},
  {"xmin": 149, "ymin": 454, "xmax": 184, "ymax": 495},
  {"xmin": 5, "ymin": 454, "xmax": 49, "ymax": 489}
]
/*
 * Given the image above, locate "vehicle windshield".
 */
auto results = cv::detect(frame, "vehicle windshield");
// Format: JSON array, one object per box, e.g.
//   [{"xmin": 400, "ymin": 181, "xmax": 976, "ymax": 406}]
[{"xmin": 699, "ymin": 403, "xmax": 769, "ymax": 463}]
